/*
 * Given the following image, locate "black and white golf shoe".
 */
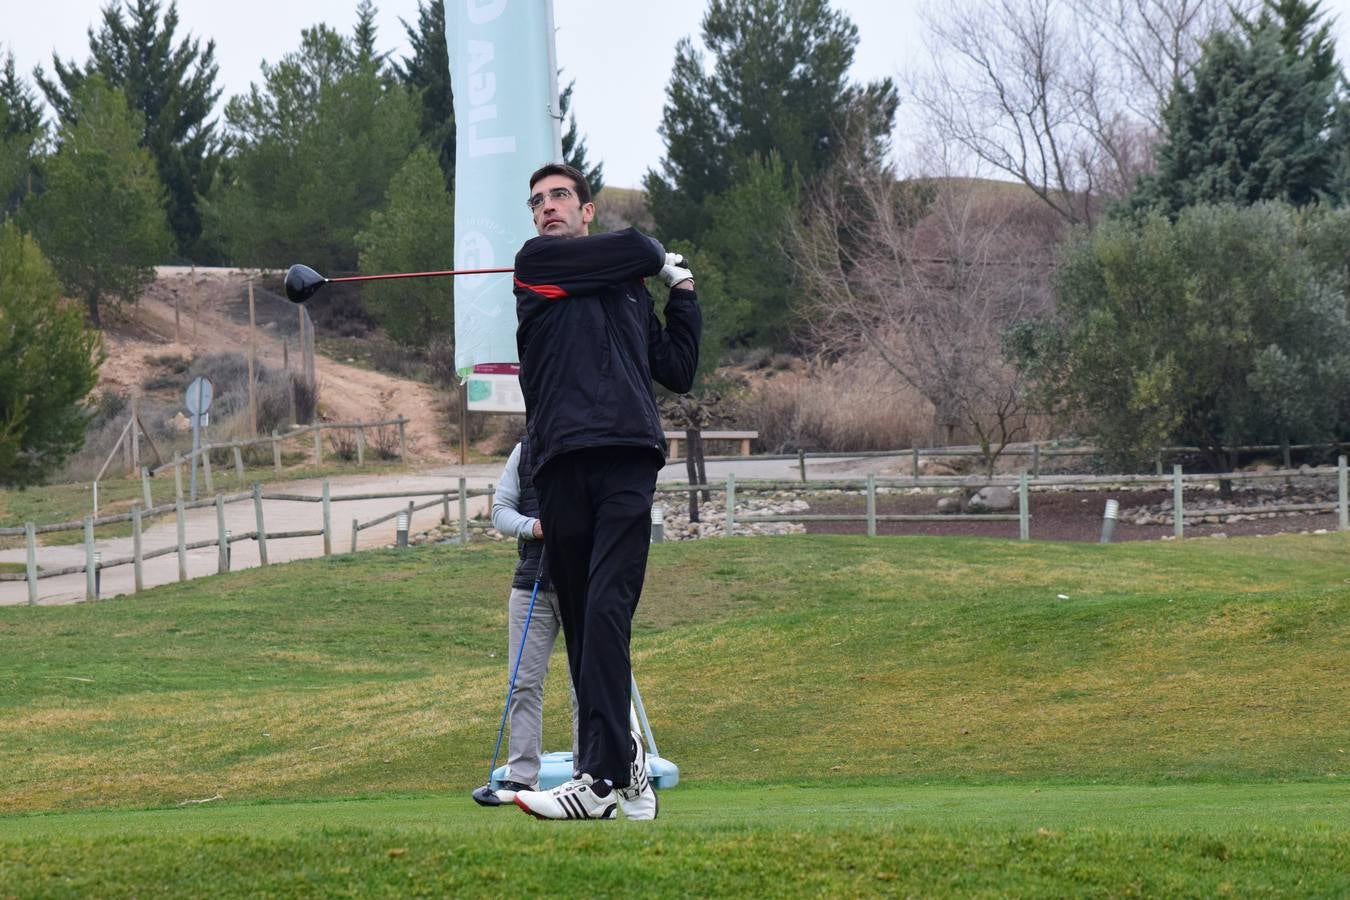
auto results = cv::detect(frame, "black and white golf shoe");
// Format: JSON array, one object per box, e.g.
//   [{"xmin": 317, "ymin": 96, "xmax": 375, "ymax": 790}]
[
  {"xmin": 494, "ymin": 780, "xmax": 536, "ymax": 802},
  {"xmin": 513, "ymin": 773, "xmax": 617, "ymax": 821},
  {"xmin": 617, "ymin": 730, "xmax": 659, "ymax": 820}
]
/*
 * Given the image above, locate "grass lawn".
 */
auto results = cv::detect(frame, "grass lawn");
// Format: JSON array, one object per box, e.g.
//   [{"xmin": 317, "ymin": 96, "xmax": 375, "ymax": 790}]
[{"xmin": 1, "ymin": 534, "xmax": 1346, "ymax": 896}]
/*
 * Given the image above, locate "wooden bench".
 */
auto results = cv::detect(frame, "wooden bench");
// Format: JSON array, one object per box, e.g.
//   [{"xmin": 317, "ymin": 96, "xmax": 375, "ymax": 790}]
[{"xmin": 664, "ymin": 429, "xmax": 758, "ymax": 459}]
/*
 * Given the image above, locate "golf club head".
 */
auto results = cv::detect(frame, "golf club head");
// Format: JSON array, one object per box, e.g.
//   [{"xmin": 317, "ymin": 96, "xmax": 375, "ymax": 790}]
[
  {"xmin": 284, "ymin": 264, "xmax": 327, "ymax": 304},
  {"xmin": 471, "ymin": 784, "xmax": 506, "ymax": 807}
]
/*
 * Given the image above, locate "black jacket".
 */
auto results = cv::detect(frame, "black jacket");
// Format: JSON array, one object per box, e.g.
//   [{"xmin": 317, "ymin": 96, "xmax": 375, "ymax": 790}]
[{"xmin": 513, "ymin": 227, "xmax": 701, "ymax": 474}]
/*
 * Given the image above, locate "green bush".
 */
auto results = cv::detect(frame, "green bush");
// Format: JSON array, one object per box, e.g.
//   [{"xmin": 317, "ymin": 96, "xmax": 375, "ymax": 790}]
[{"xmin": 0, "ymin": 222, "xmax": 103, "ymax": 486}]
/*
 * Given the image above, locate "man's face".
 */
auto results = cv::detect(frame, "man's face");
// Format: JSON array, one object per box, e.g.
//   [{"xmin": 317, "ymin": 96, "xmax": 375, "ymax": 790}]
[{"xmin": 529, "ymin": 174, "xmax": 594, "ymax": 238}]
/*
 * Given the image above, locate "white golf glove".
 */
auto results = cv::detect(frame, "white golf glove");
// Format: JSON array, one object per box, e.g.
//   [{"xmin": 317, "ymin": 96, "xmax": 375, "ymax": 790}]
[{"xmin": 660, "ymin": 252, "xmax": 694, "ymax": 287}]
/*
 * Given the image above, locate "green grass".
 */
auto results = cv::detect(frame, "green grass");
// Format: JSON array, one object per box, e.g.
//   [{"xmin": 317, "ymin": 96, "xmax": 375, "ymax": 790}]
[
  {"xmin": 0, "ymin": 459, "xmax": 410, "ymax": 547},
  {"xmin": 1, "ymin": 534, "xmax": 1347, "ymax": 896}
]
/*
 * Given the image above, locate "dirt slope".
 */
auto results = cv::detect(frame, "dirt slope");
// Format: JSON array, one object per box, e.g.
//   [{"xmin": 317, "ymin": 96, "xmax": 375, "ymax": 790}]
[{"xmin": 97, "ymin": 267, "xmax": 456, "ymax": 463}]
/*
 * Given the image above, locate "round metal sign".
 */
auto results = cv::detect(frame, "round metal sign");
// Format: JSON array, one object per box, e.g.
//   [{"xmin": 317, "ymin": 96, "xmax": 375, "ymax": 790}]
[{"xmin": 185, "ymin": 376, "xmax": 214, "ymax": 414}]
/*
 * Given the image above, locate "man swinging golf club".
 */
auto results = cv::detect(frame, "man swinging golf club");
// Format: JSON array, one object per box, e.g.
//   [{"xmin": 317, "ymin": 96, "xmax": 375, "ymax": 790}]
[{"xmin": 510, "ymin": 163, "xmax": 700, "ymax": 820}]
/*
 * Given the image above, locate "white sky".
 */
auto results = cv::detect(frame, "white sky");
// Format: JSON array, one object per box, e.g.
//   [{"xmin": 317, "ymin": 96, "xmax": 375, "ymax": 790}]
[{"xmin": 3, "ymin": 0, "xmax": 1350, "ymax": 188}]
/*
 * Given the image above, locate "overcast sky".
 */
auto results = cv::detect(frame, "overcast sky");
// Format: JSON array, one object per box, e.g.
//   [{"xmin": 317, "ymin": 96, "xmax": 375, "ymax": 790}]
[{"xmin": 4, "ymin": 0, "xmax": 1350, "ymax": 188}]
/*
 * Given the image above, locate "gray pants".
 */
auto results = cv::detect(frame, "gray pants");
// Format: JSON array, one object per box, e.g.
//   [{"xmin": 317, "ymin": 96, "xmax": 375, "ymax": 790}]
[{"xmin": 506, "ymin": 585, "xmax": 579, "ymax": 786}]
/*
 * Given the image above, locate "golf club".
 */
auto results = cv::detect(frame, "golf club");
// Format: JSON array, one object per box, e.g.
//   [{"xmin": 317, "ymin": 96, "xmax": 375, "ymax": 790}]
[
  {"xmin": 471, "ymin": 547, "xmax": 547, "ymax": 807},
  {"xmin": 284, "ymin": 262, "xmax": 514, "ymax": 304}
]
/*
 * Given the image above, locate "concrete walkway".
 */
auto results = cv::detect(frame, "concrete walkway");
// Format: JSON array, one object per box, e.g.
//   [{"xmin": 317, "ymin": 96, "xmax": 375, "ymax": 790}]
[{"xmin": 2, "ymin": 455, "xmax": 876, "ymax": 607}]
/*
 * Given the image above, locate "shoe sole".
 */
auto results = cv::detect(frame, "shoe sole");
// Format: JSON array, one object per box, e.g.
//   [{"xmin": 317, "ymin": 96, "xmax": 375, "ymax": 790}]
[{"xmin": 513, "ymin": 795, "xmax": 616, "ymax": 820}]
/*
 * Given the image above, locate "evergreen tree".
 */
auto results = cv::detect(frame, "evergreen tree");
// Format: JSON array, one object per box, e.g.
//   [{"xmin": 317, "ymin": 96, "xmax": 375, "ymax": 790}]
[
  {"xmin": 208, "ymin": 18, "xmax": 418, "ymax": 271},
  {"xmin": 397, "ymin": 0, "xmax": 455, "ymax": 192},
  {"xmin": 644, "ymin": 0, "xmax": 896, "ymax": 245},
  {"xmin": 643, "ymin": 0, "xmax": 895, "ymax": 348},
  {"xmin": 559, "ymin": 79, "xmax": 603, "ymax": 195},
  {"xmin": 35, "ymin": 0, "xmax": 220, "ymax": 259},
  {"xmin": 0, "ymin": 53, "xmax": 45, "ymax": 217},
  {"xmin": 23, "ymin": 77, "xmax": 171, "ymax": 328},
  {"xmin": 356, "ymin": 147, "xmax": 454, "ymax": 347},
  {"xmin": 1128, "ymin": 0, "xmax": 1342, "ymax": 214},
  {"xmin": 0, "ymin": 221, "xmax": 104, "ymax": 487}
]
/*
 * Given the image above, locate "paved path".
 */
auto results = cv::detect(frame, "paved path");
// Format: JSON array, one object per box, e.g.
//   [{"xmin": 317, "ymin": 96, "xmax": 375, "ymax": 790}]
[{"xmin": 2, "ymin": 455, "xmax": 877, "ymax": 607}]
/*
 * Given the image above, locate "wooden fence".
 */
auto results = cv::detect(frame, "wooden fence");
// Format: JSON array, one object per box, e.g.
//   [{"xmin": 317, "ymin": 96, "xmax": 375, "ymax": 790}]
[
  {"xmin": 1, "ymin": 474, "xmax": 488, "ymax": 606},
  {"xmin": 8, "ymin": 457, "xmax": 1346, "ymax": 606},
  {"xmin": 654, "ymin": 457, "xmax": 1350, "ymax": 541},
  {"xmin": 93, "ymin": 416, "xmax": 410, "ymax": 516},
  {"xmin": 715, "ymin": 440, "xmax": 1348, "ymax": 480}
]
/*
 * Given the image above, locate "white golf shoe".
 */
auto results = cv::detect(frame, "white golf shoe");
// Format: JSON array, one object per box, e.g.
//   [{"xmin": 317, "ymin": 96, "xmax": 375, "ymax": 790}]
[
  {"xmin": 617, "ymin": 730, "xmax": 659, "ymax": 820},
  {"xmin": 514, "ymin": 773, "xmax": 617, "ymax": 820}
]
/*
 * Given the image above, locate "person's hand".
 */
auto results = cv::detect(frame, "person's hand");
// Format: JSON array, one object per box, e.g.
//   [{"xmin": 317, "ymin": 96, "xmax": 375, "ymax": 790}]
[
  {"xmin": 660, "ymin": 252, "xmax": 694, "ymax": 288},
  {"xmin": 531, "ymin": 519, "xmax": 543, "ymax": 539}
]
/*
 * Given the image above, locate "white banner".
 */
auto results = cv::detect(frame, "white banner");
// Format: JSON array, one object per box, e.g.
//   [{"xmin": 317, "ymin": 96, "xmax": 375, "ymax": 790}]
[{"xmin": 450, "ymin": 0, "xmax": 561, "ymax": 391}]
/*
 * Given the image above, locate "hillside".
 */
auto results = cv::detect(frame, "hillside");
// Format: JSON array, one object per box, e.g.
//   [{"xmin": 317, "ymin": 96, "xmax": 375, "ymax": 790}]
[{"xmin": 98, "ymin": 268, "xmax": 455, "ymax": 462}]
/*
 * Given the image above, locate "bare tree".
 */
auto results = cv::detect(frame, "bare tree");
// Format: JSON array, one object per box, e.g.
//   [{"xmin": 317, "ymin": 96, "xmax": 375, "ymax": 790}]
[
  {"xmin": 911, "ymin": 0, "xmax": 1252, "ymax": 224},
  {"xmin": 790, "ymin": 149, "xmax": 1057, "ymax": 474}
]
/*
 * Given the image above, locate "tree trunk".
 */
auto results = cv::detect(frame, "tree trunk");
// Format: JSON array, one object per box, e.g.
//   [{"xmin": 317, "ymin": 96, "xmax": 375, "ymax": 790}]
[{"xmin": 85, "ymin": 288, "xmax": 101, "ymax": 329}]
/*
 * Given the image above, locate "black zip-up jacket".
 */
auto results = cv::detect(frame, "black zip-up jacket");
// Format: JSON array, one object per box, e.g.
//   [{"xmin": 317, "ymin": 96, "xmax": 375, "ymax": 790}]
[{"xmin": 513, "ymin": 227, "xmax": 701, "ymax": 474}]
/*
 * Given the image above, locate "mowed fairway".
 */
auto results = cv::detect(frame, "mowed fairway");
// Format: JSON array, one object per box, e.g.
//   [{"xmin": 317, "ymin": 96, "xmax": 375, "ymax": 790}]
[{"xmin": 1, "ymin": 535, "xmax": 1347, "ymax": 897}]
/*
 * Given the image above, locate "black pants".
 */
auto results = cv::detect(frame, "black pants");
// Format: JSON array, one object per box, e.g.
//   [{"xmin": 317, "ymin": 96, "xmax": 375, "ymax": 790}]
[{"xmin": 535, "ymin": 445, "xmax": 658, "ymax": 787}]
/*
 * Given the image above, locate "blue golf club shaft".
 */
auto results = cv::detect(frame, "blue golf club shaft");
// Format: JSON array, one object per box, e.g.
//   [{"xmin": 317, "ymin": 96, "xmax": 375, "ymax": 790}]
[{"xmin": 485, "ymin": 548, "xmax": 546, "ymax": 783}]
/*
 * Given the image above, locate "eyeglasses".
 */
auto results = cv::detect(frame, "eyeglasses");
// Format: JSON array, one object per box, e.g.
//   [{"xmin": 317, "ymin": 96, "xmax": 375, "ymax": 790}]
[{"xmin": 526, "ymin": 187, "xmax": 575, "ymax": 210}]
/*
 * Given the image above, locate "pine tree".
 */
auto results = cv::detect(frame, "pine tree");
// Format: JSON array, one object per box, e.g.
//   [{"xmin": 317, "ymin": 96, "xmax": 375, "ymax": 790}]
[
  {"xmin": 560, "ymin": 79, "xmax": 603, "ymax": 195},
  {"xmin": 209, "ymin": 19, "xmax": 418, "ymax": 271},
  {"xmin": 34, "ymin": 0, "xmax": 220, "ymax": 259},
  {"xmin": 0, "ymin": 221, "xmax": 103, "ymax": 487},
  {"xmin": 0, "ymin": 53, "xmax": 45, "ymax": 216},
  {"xmin": 1128, "ymin": 0, "xmax": 1342, "ymax": 214},
  {"xmin": 23, "ymin": 77, "xmax": 172, "ymax": 328},
  {"xmin": 396, "ymin": 0, "xmax": 455, "ymax": 191},
  {"xmin": 644, "ymin": 0, "xmax": 896, "ymax": 244}
]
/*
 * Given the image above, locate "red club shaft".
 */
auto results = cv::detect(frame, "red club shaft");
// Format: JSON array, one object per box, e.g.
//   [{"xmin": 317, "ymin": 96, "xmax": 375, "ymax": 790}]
[{"xmin": 325, "ymin": 266, "xmax": 514, "ymax": 284}]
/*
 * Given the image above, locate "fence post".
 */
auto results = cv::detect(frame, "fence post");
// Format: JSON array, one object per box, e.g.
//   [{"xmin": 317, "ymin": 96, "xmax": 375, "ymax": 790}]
[
  {"xmin": 272, "ymin": 430, "xmax": 282, "ymax": 474},
  {"xmin": 1018, "ymin": 473, "xmax": 1029, "ymax": 541},
  {"xmin": 1173, "ymin": 464, "xmax": 1184, "ymax": 540},
  {"xmin": 356, "ymin": 428, "xmax": 365, "ymax": 466},
  {"xmin": 84, "ymin": 518, "xmax": 96, "ymax": 602},
  {"xmin": 1032, "ymin": 443, "xmax": 1041, "ymax": 479},
  {"xmin": 314, "ymin": 426, "xmax": 323, "ymax": 465},
  {"xmin": 912, "ymin": 448, "xmax": 920, "ymax": 481},
  {"xmin": 398, "ymin": 417, "xmax": 407, "ymax": 463},
  {"xmin": 202, "ymin": 448, "xmax": 214, "ymax": 494},
  {"xmin": 442, "ymin": 492, "xmax": 452, "ymax": 526},
  {"xmin": 233, "ymin": 443, "xmax": 244, "ymax": 481},
  {"xmin": 141, "ymin": 466, "xmax": 152, "ymax": 508},
  {"xmin": 176, "ymin": 497, "xmax": 187, "ymax": 582},
  {"xmin": 798, "ymin": 449, "xmax": 806, "ymax": 483},
  {"xmin": 216, "ymin": 495, "xmax": 228, "ymax": 574},
  {"xmin": 322, "ymin": 479, "xmax": 332, "ymax": 556},
  {"xmin": 25, "ymin": 522, "xmax": 37, "ymax": 606},
  {"xmin": 459, "ymin": 476, "xmax": 469, "ymax": 544},
  {"xmin": 173, "ymin": 455, "xmax": 184, "ymax": 501},
  {"xmin": 725, "ymin": 473, "xmax": 736, "ymax": 537},
  {"xmin": 132, "ymin": 505, "xmax": 143, "ymax": 593},
  {"xmin": 866, "ymin": 474, "xmax": 876, "ymax": 538},
  {"xmin": 351, "ymin": 518, "xmax": 359, "ymax": 553},
  {"xmin": 1155, "ymin": 450, "xmax": 1164, "ymax": 477},
  {"xmin": 253, "ymin": 483, "xmax": 269, "ymax": 566},
  {"xmin": 1339, "ymin": 455, "xmax": 1347, "ymax": 532}
]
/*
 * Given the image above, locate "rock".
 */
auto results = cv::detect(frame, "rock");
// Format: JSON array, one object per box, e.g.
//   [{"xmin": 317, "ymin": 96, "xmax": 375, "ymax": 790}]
[
  {"xmin": 936, "ymin": 496, "xmax": 961, "ymax": 514},
  {"xmin": 170, "ymin": 412, "xmax": 191, "ymax": 432},
  {"xmin": 967, "ymin": 486, "xmax": 1014, "ymax": 512}
]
